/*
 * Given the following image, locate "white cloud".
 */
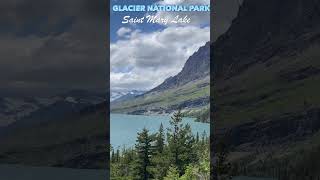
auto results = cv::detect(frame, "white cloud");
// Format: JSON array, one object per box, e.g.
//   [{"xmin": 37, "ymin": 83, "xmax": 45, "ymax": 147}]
[
  {"xmin": 116, "ymin": 27, "xmax": 132, "ymax": 38},
  {"xmin": 110, "ymin": 26, "xmax": 209, "ymax": 91},
  {"xmin": 152, "ymin": 0, "xmax": 210, "ymax": 26}
]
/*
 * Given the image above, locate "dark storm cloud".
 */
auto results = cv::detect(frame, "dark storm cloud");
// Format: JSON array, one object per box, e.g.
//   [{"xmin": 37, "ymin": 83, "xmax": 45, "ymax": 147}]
[{"xmin": 0, "ymin": 0, "xmax": 108, "ymax": 96}]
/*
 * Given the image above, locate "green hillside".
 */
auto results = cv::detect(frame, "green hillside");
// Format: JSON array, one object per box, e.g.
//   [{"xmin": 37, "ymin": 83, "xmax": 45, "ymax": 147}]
[
  {"xmin": 215, "ymin": 44, "xmax": 320, "ymax": 128},
  {"xmin": 111, "ymin": 42, "xmax": 210, "ymax": 122},
  {"xmin": 0, "ymin": 105, "xmax": 108, "ymax": 169},
  {"xmin": 213, "ymin": 0, "xmax": 320, "ymax": 178},
  {"xmin": 111, "ymin": 76, "xmax": 210, "ymax": 121}
]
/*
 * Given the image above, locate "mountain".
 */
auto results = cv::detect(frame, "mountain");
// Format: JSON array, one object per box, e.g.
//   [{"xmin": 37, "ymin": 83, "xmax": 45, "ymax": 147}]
[
  {"xmin": 214, "ymin": 0, "xmax": 320, "ymax": 127},
  {"xmin": 0, "ymin": 90, "xmax": 105, "ymax": 128},
  {"xmin": 58, "ymin": 90, "xmax": 105, "ymax": 104},
  {"xmin": 110, "ymin": 91, "xmax": 127, "ymax": 102},
  {"xmin": 0, "ymin": 91, "xmax": 107, "ymax": 169},
  {"xmin": 111, "ymin": 43, "xmax": 210, "ymax": 121},
  {"xmin": 213, "ymin": 0, "xmax": 320, "ymax": 177},
  {"xmin": 149, "ymin": 42, "xmax": 210, "ymax": 92},
  {"xmin": 0, "ymin": 102, "xmax": 108, "ymax": 169},
  {"xmin": 214, "ymin": 0, "xmax": 320, "ymax": 79},
  {"xmin": 111, "ymin": 90, "xmax": 145, "ymax": 102},
  {"xmin": 0, "ymin": 97, "xmax": 54, "ymax": 127}
]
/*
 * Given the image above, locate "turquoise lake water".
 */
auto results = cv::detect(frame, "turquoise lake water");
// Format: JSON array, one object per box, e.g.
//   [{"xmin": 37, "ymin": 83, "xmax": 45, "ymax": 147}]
[{"xmin": 110, "ymin": 113, "xmax": 210, "ymax": 149}]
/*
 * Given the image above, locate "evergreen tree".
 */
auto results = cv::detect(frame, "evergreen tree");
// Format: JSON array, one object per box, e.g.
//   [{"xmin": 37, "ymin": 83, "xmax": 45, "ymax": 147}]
[
  {"xmin": 150, "ymin": 123, "xmax": 169, "ymax": 179},
  {"xmin": 150, "ymin": 151, "xmax": 170, "ymax": 180},
  {"xmin": 167, "ymin": 110, "xmax": 183, "ymax": 166},
  {"xmin": 116, "ymin": 148, "xmax": 120, "ymax": 162},
  {"xmin": 111, "ymin": 148, "xmax": 116, "ymax": 163},
  {"xmin": 110, "ymin": 111, "xmax": 210, "ymax": 179},
  {"xmin": 180, "ymin": 165, "xmax": 196, "ymax": 180},
  {"xmin": 155, "ymin": 123, "xmax": 165, "ymax": 153},
  {"xmin": 196, "ymin": 132, "xmax": 200, "ymax": 143},
  {"xmin": 133, "ymin": 128, "xmax": 155, "ymax": 180},
  {"xmin": 201, "ymin": 131, "xmax": 207, "ymax": 143},
  {"xmin": 121, "ymin": 148, "xmax": 135, "ymax": 178},
  {"xmin": 167, "ymin": 110, "xmax": 196, "ymax": 176},
  {"xmin": 164, "ymin": 165, "xmax": 180, "ymax": 180}
]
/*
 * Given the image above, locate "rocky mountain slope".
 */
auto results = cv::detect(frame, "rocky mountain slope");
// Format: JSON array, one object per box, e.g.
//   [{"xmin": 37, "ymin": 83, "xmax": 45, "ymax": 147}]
[
  {"xmin": 214, "ymin": 0, "xmax": 320, "ymax": 79},
  {"xmin": 0, "ymin": 90, "xmax": 105, "ymax": 128},
  {"xmin": 0, "ymin": 90, "xmax": 107, "ymax": 168},
  {"xmin": 111, "ymin": 42, "xmax": 210, "ymax": 121},
  {"xmin": 214, "ymin": 0, "xmax": 320, "ymax": 128},
  {"xmin": 149, "ymin": 42, "xmax": 210, "ymax": 92},
  {"xmin": 213, "ymin": 0, "xmax": 320, "ymax": 178},
  {"xmin": 0, "ymin": 102, "xmax": 108, "ymax": 169}
]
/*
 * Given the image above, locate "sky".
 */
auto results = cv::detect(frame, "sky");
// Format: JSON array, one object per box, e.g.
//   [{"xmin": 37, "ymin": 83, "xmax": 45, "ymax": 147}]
[
  {"xmin": 110, "ymin": 0, "xmax": 212, "ymax": 92},
  {"xmin": 0, "ymin": 0, "xmax": 241, "ymax": 97},
  {"xmin": 110, "ymin": 0, "xmax": 241, "ymax": 92},
  {"xmin": 0, "ymin": 0, "xmax": 108, "ymax": 97}
]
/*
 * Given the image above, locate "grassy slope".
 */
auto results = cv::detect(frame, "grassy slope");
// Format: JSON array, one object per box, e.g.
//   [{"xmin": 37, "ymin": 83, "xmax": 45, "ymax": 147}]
[
  {"xmin": 0, "ymin": 107, "xmax": 108, "ymax": 168},
  {"xmin": 216, "ymin": 38, "xmax": 320, "ymax": 177},
  {"xmin": 111, "ymin": 76, "xmax": 210, "ymax": 115},
  {"xmin": 215, "ymin": 44, "xmax": 320, "ymax": 128}
]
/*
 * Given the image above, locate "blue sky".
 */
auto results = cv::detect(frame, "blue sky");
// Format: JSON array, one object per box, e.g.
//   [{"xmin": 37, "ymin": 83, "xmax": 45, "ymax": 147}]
[
  {"xmin": 110, "ymin": 0, "xmax": 211, "ymax": 92},
  {"xmin": 110, "ymin": 0, "xmax": 164, "ymax": 42},
  {"xmin": 0, "ymin": 0, "xmax": 240, "ymax": 96}
]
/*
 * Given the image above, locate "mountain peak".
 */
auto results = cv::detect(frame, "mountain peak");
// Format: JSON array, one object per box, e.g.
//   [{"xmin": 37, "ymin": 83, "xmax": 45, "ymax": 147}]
[
  {"xmin": 111, "ymin": 90, "xmax": 145, "ymax": 102},
  {"xmin": 214, "ymin": 0, "xmax": 320, "ymax": 78},
  {"xmin": 149, "ymin": 42, "xmax": 210, "ymax": 93}
]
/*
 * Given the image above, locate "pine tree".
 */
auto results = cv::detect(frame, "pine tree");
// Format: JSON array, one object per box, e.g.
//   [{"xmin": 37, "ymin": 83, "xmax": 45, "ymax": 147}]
[
  {"xmin": 116, "ymin": 148, "xmax": 120, "ymax": 162},
  {"xmin": 150, "ymin": 151, "xmax": 170, "ymax": 180},
  {"xmin": 196, "ymin": 132, "xmax": 200, "ymax": 143},
  {"xmin": 155, "ymin": 123, "xmax": 165, "ymax": 153},
  {"xmin": 150, "ymin": 123, "xmax": 170, "ymax": 180},
  {"xmin": 201, "ymin": 131, "xmax": 207, "ymax": 143},
  {"xmin": 111, "ymin": 149, "xmax": 116, "ymax": 163},
  {"xmin": 167, "ymin": 110, "xmax": 183, "ymax": 167},
  {"xmin": 133, "ymin": 128, "xmax": 155, "ymax": 180},
  {"xmin": 164, "ymin": 165, "xmax": 180, "ymax": 180},
  {"xmin": 167, "ymin": 110, "xmax": 196, "ymax": 176}
]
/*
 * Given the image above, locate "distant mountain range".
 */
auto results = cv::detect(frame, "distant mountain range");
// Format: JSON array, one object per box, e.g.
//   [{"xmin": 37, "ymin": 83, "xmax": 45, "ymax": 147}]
[
  {"xmin": 0, "ymin": 90, "xmax": 108, "ymax": 168},
  {"xmin": 110, "ymin": 90, "xmax": 145, "ymax": 102},
  {"xmin": 0, "ymin": 102, "xmax": 108, "ymax": 169},
  {"xmin": 0, "ymin": 90, "xmax": 105, "ymax": 127},
  {"xmin": 111, "ymin": 42, "xmax": 210, "ymax": 122}
]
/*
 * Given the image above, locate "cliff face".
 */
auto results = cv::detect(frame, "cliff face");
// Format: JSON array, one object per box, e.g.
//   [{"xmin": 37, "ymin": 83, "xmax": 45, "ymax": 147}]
[
  {"xmin": 150, "ymin": 42, "xmax": 210, "ymax": 92},
  {"xmin": 214, "ymin": 0, "xmax": 320, "ymax": 78}
]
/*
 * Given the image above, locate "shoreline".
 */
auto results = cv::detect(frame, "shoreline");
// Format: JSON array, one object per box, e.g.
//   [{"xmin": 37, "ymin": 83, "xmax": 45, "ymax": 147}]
[{"xmin": 110, "ymin": 114, "xmax": 210, "ymax": 149}]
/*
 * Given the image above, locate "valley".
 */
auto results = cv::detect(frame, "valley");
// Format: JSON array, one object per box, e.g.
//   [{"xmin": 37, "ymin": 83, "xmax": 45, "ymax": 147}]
[{"xmin": 111, "ymin": 42, "xmax": 210, "ymax": 122}]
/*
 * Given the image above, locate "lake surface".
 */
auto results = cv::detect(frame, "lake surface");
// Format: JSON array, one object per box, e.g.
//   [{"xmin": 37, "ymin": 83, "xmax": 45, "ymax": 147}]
[
  {"xmin": 0, "ymin": 164, "xmax": 108, "ymax": 180},
  {"xmin": 110, "ymin": 114, "xmax": 210, "ymax": 149}
]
